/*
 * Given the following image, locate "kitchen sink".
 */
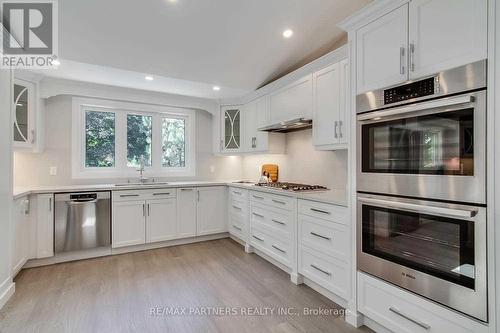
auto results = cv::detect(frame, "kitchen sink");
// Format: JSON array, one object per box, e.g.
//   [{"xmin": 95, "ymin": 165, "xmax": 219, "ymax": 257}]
[{"xmin": 114, "ymin": 182, "xmax": 170, "ymax": 187}]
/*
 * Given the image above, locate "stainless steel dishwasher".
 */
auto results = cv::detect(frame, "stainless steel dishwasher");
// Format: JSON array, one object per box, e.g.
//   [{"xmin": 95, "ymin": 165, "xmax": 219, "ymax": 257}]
[{"xmin": 54, "ymin": 191, "xmax": 111, "ymax": 253}]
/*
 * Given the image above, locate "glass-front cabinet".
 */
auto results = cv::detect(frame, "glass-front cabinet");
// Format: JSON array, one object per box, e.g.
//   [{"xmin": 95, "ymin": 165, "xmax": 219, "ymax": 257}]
[
  {"xmin": 13, "ymin": 79, "xmax": 36, "ymax": 149},
  {"xmin": 220, "ymin": 105, "xmax": 242, "ymax": 152}
]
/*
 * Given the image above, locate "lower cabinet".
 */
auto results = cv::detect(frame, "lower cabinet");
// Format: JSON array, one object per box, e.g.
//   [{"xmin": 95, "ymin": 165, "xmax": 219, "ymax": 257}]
[
  {"xmin": 146, "ymin": 198, "xmax": 177, "ymax": 243},
  {"xmin": 11, "ymin": 196, "xmax": 31, "ymax": 275},
  {"xmin": 112, "ymin": 186, "xmax": 227, "ymax": 248},
  {"xmin": 227, "ymin": 186, "xmax": 249, "ymax": 241},
  {"xmin": 177, "ymin": 188, "xmax": 197, "ymax": 238},
  {"xmin": 112, "ymin": 200, "xmax": 146, "ymax": 248},
  {"xmin": 197, "ymin": 186, "xmax": 227, "ymax": 236},
  {"xmin": 35, "ymin": 194, "xmax": 54, "ymax": 258}
]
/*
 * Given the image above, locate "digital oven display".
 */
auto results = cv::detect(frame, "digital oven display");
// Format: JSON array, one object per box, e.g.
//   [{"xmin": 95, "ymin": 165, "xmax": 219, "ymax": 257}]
[{"xmin": 384, "ymin": 77, "xmax": 435, "ymax": 105}]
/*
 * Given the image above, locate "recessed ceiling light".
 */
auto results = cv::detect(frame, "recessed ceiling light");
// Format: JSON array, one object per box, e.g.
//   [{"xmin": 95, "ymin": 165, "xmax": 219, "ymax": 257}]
[
  {"xmin": 52, "ymin": 59, "xmax": 60, "ymax": 66},
  {"xmin": 145, "ymin": 76, "xmax": 154, "ymax": 81},
  {"xmin": 213, "ymin": 86, "xmax": 220, "ymax": 91},
  {"xmin": 282, "ymin": 29, "xmax": 293, "ymax": 38}
]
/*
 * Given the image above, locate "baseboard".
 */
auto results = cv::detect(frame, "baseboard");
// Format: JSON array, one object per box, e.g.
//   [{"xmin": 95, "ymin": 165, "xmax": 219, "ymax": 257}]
[
  {"xmin": 363, "ymin": 316, "xmax": 393, "ymax": 333},
  {"xmin": 303, "ymin": 277, "xmax": 348, "ymax": 309},
  {"xmin": 24, "ymin": 233, "xmax": 230, "ymax": 268},
  {"xmin": 0, "ymin": 277, "xmax": 15, "ymax": 310}
]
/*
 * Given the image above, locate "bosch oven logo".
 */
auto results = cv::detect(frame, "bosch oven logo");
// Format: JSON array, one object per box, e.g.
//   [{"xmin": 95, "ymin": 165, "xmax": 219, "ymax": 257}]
[{"xmin": 402, "ymin": 272, "xmax": 416, "ymax": 280}]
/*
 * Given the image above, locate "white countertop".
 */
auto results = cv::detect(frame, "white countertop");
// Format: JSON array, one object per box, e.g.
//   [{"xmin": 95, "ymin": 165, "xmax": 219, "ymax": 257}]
[{"xmin": 13, "ymin": 181, "xmax": 348, "ymax": 207}]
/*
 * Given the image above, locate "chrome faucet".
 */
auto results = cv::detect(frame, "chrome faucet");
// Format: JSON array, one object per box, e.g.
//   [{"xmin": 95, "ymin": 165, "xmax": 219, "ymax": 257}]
[{"xmin": 137, "ymin": 155, "xmax": 148, "ymax": 183}]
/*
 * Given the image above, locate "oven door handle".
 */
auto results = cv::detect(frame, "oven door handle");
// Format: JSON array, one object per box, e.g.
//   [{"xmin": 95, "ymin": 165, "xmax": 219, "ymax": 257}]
[
  {"xmin": 357, "ymin": 95, "xmax": 474, "ymax": 122},
  {"xmin": 359, "ymin": 197, "xmax": 478, "ymax": 219}
]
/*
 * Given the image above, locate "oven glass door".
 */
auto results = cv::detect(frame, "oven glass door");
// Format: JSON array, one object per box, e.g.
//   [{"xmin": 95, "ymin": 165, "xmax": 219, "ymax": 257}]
[
  {"xmin": 361, "ymin": 108, "xmax": 474, "ymax": 176},
  {"xmin": 361, "ymin": 204, "xmax": 475, "ymax": 289}
]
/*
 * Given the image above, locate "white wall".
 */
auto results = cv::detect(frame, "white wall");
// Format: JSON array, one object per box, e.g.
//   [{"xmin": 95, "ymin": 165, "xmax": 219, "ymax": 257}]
[
  {"xmin": 241, "ymin": 129, "xmax": 348, "ymax": 190},
  {"xmin": 0, "ymin": 69, "xmax": 14, "ymax": 308},
  {"xmin": 13, "ymin": 95, "xmax": 243, "ymax": 187}
]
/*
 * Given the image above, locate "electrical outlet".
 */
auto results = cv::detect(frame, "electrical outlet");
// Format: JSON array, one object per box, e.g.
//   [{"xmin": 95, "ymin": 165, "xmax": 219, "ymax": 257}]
[{"xmin": 49, "ymin": 166, "xmax": 57, "ymax": 176}]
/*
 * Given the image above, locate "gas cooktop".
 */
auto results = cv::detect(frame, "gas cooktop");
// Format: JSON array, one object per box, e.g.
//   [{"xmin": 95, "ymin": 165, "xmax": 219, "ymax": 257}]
[{"xmin": 254, "ymin": 182, "xmax": 328, "ymax": 192}]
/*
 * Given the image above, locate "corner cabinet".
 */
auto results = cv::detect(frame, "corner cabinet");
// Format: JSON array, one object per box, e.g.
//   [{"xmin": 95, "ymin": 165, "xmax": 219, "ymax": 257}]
[
  {"xmin": 355, "ymin": 0, "xmax": 487, "ymax": 94},
  {"xmin": 313, "ymin": 58, "xmax": 349, "ymax": 150},
  {"xmin": 220, "ymin": 105, "xmax": 242, "ymax": 153},
  {"xmin": 13, "ymin": 78, "xmax": 44, "ymax": 152}
]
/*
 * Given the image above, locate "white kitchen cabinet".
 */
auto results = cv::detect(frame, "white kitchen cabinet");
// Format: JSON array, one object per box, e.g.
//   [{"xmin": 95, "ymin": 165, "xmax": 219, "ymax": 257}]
[
  {"xmin": 356, "ymin": 4, "xmax": 408, "ymax": 93},
  {"xmin": 408, "ymin": 0, "xmax": 487, "ymax": 79},
  {"xmin": 12, "ymin": 197, "xmax": 31, "ymax": 275},
  {"xmin": 13, "ymin": 78, "xmax": 44, "ymax": 152},
  {"xmin": 197, "ymin": 187, "xmax": 227, "ymax": 236},
  {"xmin": 313, "ymin": 59, "xmax": 349, "ymax": 150},
  {"xmin": 228, "ymin": 187, "xmax": 249, "ymax": 241},
  {"xmin": 35, "ymin": 194, "xmax": 54, "ymax": 258},
  {"xmin": 112, "ymin": 200, "xmax": 146, "ymax": 248},
  {"xmin": 269, "ymin": 74, "xmax": 313, "ymax": 123},
  {"xmin": 146, "ymin": 198, "xmax": 177, "ymax": 243},
  {"xmin": 243, "ymin": 96, "xmax": 285, "ymax": 153},
  {"xmin": 177, "ymin": 188, "xmax": 197, "ymax": 238},
  {"xmin": 220, "ymin": 105, "xmax": 243, "ymax": 153}
]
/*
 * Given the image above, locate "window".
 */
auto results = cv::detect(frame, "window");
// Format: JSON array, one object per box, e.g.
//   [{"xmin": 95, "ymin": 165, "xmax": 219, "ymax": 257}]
[
  {"xmin": 85, "ymin": 111, "xmax": 115, "ymax": 167},
  {"xmin": 127, "ymin": 114, "xmax": 152, "ymax": 167},
  {"xmin": 72, "ymin": 98, "xmax": 195, "ymax": 179},
  {"xmin": 162, "ymin": 117, "xmax": 185, "ymax": 168}
]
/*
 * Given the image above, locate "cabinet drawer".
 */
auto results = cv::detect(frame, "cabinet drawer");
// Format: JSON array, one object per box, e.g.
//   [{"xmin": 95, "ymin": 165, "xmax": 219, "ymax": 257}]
[
  {"xmin": 229, "ymin": 214, "xmax": 246, "ymax": 239},
  {"xmin": 299, "ymin": 247, "xmax": 349, "ymax": 300},
  {"xmin": 250, "ymin": 191, "xmax": 295, "ymax": 211},
  {"xmin": 299, "ymin": 215, "xmax": 349, "ymax": 262},
  {"xmin": 113, "ymin": 189, "xmax": 177, "ymax": 202},
  {"xmin": 250, "ymin": 227, "xmax": 292, "ymax": 267},
  {"xmin": 298, "ymin": 200, "xmax": 347, "ymax": 224},
  {"xmin": 229, "ymin": 200, "xmax": 247, "ymax": 218},
  {"xmin": 358, "ymin": 272, "xmax": 484, "ymax": 333},
  {"xmin": 251, "ymin": 205, "xmax": 293, "ymax": 240},
  {"xmin": 229, "ymin": 187, "xmax": 248, "ymax": 201}
]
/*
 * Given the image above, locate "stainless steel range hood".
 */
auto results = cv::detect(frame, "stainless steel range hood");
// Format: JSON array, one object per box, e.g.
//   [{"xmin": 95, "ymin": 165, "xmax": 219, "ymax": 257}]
[{"xmin": 258, "ymin": 118, "xmax": 312, "ymax": 133}]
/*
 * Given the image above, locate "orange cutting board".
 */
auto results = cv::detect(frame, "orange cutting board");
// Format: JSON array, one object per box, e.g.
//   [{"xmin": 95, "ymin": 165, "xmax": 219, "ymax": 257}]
[{"xmin": 262, "ymin": 164, "xmax": 279, "ymax": 182}]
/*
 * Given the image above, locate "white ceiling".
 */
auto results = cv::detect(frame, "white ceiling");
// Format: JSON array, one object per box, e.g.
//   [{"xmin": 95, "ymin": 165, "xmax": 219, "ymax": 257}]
[{"xmin": 48, "ymin": 0, "xmax": 370, "ymax": 99}]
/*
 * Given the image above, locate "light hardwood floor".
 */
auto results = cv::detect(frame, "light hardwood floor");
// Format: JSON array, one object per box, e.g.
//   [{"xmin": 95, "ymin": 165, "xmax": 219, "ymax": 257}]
[{"xmin": 0, "ymin": 239, "xmax": 372, "ymax": 333}]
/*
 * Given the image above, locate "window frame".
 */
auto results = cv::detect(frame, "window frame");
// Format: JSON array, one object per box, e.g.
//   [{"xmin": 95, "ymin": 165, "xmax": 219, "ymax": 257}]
[{"xmin": 72, "ymin": 97, "xmax": 195, "ymax": 179}]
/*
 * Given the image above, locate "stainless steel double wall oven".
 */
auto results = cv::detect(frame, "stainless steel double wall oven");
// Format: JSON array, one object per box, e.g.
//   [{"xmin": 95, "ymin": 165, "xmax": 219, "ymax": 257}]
[{"xmin": 356, "ymin": 60, "xmax": 488, "ymax": 322}]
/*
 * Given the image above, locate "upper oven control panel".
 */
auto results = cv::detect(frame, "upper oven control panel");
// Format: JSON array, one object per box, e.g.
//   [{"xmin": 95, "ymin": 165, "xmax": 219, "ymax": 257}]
[{"xmin": 384, "ymin": 77, "xmax": 437, "ymax": 105}]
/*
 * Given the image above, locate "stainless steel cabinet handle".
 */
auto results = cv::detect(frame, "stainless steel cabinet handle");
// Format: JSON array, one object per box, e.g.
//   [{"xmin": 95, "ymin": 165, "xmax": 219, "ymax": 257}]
[
  {"xmin": 272, "ymin": 199, "xmax": 286, "ymax": 205},
  {"xmin": 232, "ymin": 225, "xmax": 242, "ymax": 231},
  {"xmin": 252, "ymin": 235, "xmax": 264, "ymax": 242},
  {"xmin": 272, "ymin": 245, "xmax": 286, "ymax": 253},
  {"xmin": 252, "ymin": 212, "xmax": 264, "ymax": 218},
  {"xmin": 147, "ymin": 204, "xmax": 150, "ymax": 216},
  {"xmin": 272, "ymin": 219, "xmax": 286, "ymax": 225},
  {"xmin": 310, "ymin": 264, "xmax": 331, "ymax": 276},
  {"xmin": 49, "ymin": 197, "xmax": 52, "ymax": 212},
  {"xmin": 252, "ymin": 195, "xmax": 264, "ymax": 200},
  {"xmin": 310, "ymin": 208, "xmax": 331, "ymax": 215},
  {"xmin": 310, "ymin": 232, "xmax": 331, "ymax": 241},
  {"xmin": 120, "ymin": 194, "xmax": 140, "ymax": 198},
  {"xmin": 197, "ymin": 190, "xmax": 200, "ymax": 202},
  {"xmin": 181, "ymin": 188, "xmax": 193, "ymax": 191},
  {"xmin": 153, "ymin": 192, "xmax": 171, "ymax": 196},
  {"xmin": 232, "ymin": 205, "xmax": 242, "ymax": 210},
  {"xmin": 409, "ymin": 43, "xmax": 415, "ymax": 72},
  {"xmin": 389, "ymin": 307, "xmax": 431, "ymax": 330},
  {"xmin": 143, "ymin": 204, "xmax": 146, "ymax": 217},
  {"xmin": 232, "ymin": 191, "xmax": 242, "ymax": 195},
  {"xmin": 254, "ymin": 137, "xmax": 257, "ymax": 148},
  {"xmin": 400, "ymin": 47, "xmax": 406, "ymax": 74},
  {"xmin": 334, "ymin": 121, "xmax": 338, "ymax": 138},
  {"xmin": 338, "ymin": 121, "xmax": 343, "ymax": 138}
]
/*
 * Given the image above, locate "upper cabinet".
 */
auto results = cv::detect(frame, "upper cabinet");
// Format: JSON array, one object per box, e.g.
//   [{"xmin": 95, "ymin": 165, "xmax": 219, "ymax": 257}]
[
  {"xmin": 13, "ymin": 78, "xmax": 44, "ymax": 152},
  {"xmin": 220, "ymin": 105, "xmax": 242, "ymax": 152},
  {"xmin": 313, "ymin": 58, "xmax": 349, "ymax": 150},
  {"xmin": 408, "ymin": 0, "xmax": 487, "ymax": 79},
  {"xmin": 355, "ymin": 0, "xmax": 487, "ymax": 94},
  {"xmin": 356, "ymin": 4, "xmax": 409, "ymax": 94},
  {"xmin": 269, "ymin": 74, "xmax": 313, "ymax": 123}
]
